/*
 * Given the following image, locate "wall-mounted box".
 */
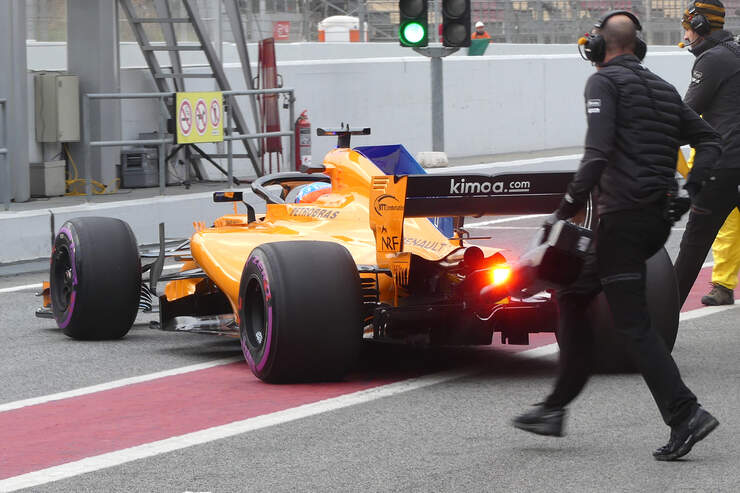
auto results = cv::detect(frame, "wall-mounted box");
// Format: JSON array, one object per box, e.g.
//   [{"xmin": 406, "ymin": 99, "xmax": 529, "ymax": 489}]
[{"xmin": 34, "ymin": 73, "xmax": 80, "ymax": 143}]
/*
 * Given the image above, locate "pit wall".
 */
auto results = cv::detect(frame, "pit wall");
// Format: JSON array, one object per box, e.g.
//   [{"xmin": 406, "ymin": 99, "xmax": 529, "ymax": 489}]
[
  {"xmin": 25, "ymin": 42, "xmax": 694, "ymax": 174},
  {"xmin": 117, "ymin": 49, "xmax": 694, "ymax": 172}
]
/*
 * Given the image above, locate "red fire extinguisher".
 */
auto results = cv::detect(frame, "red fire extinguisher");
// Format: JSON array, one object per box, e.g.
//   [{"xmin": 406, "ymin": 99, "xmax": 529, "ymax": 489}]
[{"xmin": 295, "ymin": 110, "xmax": 312, "ymax": 171}]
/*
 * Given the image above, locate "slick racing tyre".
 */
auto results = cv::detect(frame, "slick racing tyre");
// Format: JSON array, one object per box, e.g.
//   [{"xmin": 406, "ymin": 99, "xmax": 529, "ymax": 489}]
[
  {"xmin": 50, "ymin": 217, "xmax": 141, "ymax": 340},
  {"xmin": 238, "ymin": 241, "xmax": 362, "ymax": 383},
  {"xmin": 587, "ymin": 247, "xmax": 679, "ymax": 373}
]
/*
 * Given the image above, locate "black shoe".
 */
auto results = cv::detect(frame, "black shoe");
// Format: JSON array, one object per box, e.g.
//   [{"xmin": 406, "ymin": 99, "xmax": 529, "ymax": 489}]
[
  {"xmin": 512, "ymin": 404, "xmax": 566, "ymax": 437},
  {"xmin": 653, "ymin": 406, "xmax": 719, "ymax": 461}
]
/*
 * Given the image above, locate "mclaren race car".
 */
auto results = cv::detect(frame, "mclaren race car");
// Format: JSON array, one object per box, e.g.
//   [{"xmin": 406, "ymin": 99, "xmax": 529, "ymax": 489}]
[{"xmin": 37, "ymin": 127, "xmax": 680, "ymax": 382}]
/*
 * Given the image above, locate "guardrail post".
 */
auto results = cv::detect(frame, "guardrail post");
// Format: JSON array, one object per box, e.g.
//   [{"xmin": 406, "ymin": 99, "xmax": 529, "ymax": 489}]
[
  {"xmin": 82, "ymin": 94, "xmax": 92, "ymax": 200},
  {"xmin": 288, "ymin": 90, "xmax": 295, "ymax": 173},
  {"xmin": 1, "ymin": 99, "xmax": 9, "ymax": 211},
  {"xmin": 227, "ymin": 93, "xmax": 233, "ymax": 188},
  {"xmin": 158, "ymin": 95, "xmax": 166, "ymax": 196}
]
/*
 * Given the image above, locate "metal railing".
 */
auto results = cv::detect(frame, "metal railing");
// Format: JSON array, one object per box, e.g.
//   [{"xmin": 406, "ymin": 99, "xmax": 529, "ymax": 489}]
[
  {"xmin": 82, "ymin": 88, "xmax": 295, "ymax": 197},
  {"xmin": 0, "ymin": 99, "xmax": 8, "ymax": 211}
]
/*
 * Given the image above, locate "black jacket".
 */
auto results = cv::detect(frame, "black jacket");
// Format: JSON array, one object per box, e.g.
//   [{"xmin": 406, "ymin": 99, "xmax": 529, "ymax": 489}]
[
  {"xmin": 686, "ymin": 29, "xmax": 740, "ymax": 169},
  {"xmin": 559, "ymin": 54, "xmax": 721, "ymax": 217}
]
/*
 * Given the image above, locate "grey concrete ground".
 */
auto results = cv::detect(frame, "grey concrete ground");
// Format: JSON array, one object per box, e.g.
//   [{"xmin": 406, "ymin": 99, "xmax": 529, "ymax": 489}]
[{"xmin": 2, "ymin": 213, "xmax": 737, "ymax": 491}]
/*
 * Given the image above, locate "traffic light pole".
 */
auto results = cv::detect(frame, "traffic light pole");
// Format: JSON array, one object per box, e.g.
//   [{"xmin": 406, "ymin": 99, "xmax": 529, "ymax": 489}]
[{"xmin": 414, "ymin": 45, "xmax": 459, "ymax": 152}]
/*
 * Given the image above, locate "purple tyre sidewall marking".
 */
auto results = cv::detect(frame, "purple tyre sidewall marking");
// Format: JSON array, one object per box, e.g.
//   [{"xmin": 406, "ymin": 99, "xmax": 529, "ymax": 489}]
[
  {"xmin": 56, "ymin": 226, "xmax": 78, "ymax": 329},
  {"xmin": 240, "ymin": 254, "xmax": 274, "ymax": 373}
]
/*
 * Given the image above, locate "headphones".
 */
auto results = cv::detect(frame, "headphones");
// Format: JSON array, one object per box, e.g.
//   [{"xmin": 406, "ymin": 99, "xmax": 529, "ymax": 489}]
[
  {"xmin": 578, "ymin": 10, "xmax": 647, "ymax": 63},
  {"xmin": 685, "ymin": 4, "xmax": 711, "ymax": 35}
]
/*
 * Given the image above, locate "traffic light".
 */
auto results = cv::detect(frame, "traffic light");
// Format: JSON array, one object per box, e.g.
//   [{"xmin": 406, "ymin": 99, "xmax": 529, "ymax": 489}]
[
  {"xmin": 442, "ymin": 0, "xmax": 471, "ymax": 47},
  {"xmin": 399, "ymin": 0, "xmax": 428, "ymax": 47}
]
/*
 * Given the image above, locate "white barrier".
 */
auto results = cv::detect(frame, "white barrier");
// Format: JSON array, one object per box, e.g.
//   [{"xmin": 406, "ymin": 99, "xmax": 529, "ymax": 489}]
[{"xmin": 117, "ymin": 50, "xmax": 694, "ymax": 169}]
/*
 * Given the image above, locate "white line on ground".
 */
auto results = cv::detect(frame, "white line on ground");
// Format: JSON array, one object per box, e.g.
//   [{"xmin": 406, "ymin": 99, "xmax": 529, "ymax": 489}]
[
  {"xmin": 468, "ymin": 226, "xmax": 690, "ymax": 231},
  {"xmin": 0, "ymin": 264, "xmax": 184, "ymax": 293},
  {"xmin": 0, "ymin": 356, "xmax": 243, "ymax": 413},
  {"xmin": 466, "ymin": 214, "xmax": 549, "ymax": 228},
  {"xmin": 1, "ymin": 297, "xmax": 734, "ymax": 491},
  {"xmin": 678, "ymin": 302, "xmax": 739, "ymax": 322},
  {"xmin": 427, "ymin": 154, "xmax": 582, "ymax": 174},
  {"xmin": 0, "ymin": 283, "xmax": 42, "ymax": 294}
]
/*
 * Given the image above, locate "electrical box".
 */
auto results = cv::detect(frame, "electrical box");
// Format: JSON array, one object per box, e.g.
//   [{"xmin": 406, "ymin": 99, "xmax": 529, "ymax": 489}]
[
  {"xmin": 120, "ymin": 148, "xmax": 166, "ymax": 188},
  {"xmin": 34, "ymin": 73, "xmax": 80, "ymax": 143}
]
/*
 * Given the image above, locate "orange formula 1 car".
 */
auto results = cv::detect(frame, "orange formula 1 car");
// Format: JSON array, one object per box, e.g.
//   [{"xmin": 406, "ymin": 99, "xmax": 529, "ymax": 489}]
[{"xmin": 37, "ymin": 128, "xmax": 679, "ymax": 381}]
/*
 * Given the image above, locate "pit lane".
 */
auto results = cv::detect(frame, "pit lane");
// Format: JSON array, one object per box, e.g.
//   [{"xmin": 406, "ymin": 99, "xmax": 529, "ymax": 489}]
[{"xmin": 1, "ymin": 214, "xmax": 739, "ymax": 492}]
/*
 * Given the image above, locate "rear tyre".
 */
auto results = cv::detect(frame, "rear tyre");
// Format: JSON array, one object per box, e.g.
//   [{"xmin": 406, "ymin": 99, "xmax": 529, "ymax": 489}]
[
  {"xmin": 588, "ymin": 247, "xmax": 679, "ymax": 373},
  {"xmin": 238, "ymin": 241, "xmax": 363, "ymax": 383},
  {"xmin": 50, "ymin": 217, "xmax": 141, "ymax": 340}
]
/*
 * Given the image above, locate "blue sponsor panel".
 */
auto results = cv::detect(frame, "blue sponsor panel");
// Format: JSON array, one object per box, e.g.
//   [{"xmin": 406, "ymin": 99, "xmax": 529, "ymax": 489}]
[{"xmin": 355, "ymin": 145, "xmax": 454, "ymax": 238}]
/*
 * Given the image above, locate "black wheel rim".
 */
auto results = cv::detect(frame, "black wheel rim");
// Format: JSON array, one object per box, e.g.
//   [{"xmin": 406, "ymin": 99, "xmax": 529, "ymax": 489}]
[
  {"xmin": 51, "ymin": 245, "xmax": 74, "ymax": 312},
  {"xmin": 244, "ymin": 276, "xmax": 267, "ymax": 353}
]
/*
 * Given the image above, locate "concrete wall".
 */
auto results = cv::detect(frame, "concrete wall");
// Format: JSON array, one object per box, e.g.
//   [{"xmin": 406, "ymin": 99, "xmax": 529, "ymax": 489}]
[
  {"xmin": 114, "ymin": 50, "xmax": 694, "ymax": 174},
  {"xmin": 23, "ymin": 42, "xmax": 696, "ymax": 179}
]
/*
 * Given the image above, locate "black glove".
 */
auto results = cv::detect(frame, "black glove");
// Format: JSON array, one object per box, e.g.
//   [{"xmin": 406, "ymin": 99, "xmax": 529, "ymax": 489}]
[
  {"xmin": 664, "ymin": 186, "xmax": 691, "ymax": 224},
  {"xmin": 683, "ymin": 181, "xmax": 701, "ymax": 201}
]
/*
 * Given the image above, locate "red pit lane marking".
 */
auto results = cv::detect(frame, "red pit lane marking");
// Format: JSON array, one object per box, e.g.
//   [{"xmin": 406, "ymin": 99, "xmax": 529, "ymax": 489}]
[{"xmin": 0, "ymin": 267, "xmax": 733, "ymax": 490}]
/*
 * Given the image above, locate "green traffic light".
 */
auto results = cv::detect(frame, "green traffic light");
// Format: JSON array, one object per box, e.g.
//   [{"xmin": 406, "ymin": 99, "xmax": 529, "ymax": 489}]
[{"xmin": 401, "ymin": 21, "xmax": 426, "ymax": 45}]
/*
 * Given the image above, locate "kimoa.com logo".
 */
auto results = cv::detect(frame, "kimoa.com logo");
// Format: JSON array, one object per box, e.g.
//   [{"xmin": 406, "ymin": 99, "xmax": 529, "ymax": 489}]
[{"xmin": 448, "ymin": 177, "xmax": 531, "ymax": 195}]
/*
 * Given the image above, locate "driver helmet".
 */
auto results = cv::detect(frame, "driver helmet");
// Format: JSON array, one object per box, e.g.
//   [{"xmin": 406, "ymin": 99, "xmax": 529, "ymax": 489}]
[{"xmin": 295, "ymin": 182, "xmax": 332, "ymax": 203}]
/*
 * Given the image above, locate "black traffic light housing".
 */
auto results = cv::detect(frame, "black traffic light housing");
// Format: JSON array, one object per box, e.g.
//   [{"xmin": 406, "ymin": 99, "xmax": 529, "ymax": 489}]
[
  {"xmin": 442, "ymin": 0, "xmax": 471, "ymax": 47},
  {"xmin": 399, "ymin": 0, "xmax": 429, "ymax": 47}
]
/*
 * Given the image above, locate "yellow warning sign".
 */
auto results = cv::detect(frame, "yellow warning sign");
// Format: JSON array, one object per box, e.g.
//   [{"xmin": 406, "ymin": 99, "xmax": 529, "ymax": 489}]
[{"xmin": 175, "ymin": 91, "xmax": 223, "ymax": 144}]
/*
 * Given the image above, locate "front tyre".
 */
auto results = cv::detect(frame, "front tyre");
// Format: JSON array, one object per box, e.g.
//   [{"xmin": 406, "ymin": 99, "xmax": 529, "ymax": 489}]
[
  {"xmin": 238, "ymin": 241, "xmax": 363, "ymax": 383},
  {"xmin": 50, "ymin": 217, "xmax": 141, "ymax": 340}
]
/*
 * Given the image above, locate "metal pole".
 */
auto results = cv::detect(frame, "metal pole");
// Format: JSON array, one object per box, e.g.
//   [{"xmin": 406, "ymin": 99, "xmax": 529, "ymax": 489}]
[
  {"xmin": 358, "ymin": 0, "xmax": 365, "ymax": 42},
  {"xmin": 158, "ymin": 95, "xmax": 166, "ymax": 195},
  {"xmin": 227, "ymin": 94, "xmax": 234, "ymax": 187},
  {"xmin": 431, "ymin": 55, "xmax": 444, "ymax": 152},
  {"xmin": 413, "ymin": 46, "xmax": 457, "ymax": 153},
  {"xmin": 82, "ymin": 95, "xmax": 92, "ymax": 200},
  {"xmin": 288, "ymin": 90, "xmax": 295, "ymax": 173},
  {"xmin": 432, "ymin": 0, "xmax": 439, "ymax": 43},
  {"xmin": 645, "ymin": 0, "xmax": 653, "ymax": 45},
  {"xmin": 1, "ymin": 100, "xmax": 8, "ymax": 211}
]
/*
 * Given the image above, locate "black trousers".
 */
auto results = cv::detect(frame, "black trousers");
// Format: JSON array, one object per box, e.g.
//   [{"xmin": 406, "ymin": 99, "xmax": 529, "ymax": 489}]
[
  {"xmin": 675, "ymin": 168, "xmax": 740, "ymax": 307},
  {"xmin": 544, "ymin": 207, "xmax": 697, "ymax": 428}
]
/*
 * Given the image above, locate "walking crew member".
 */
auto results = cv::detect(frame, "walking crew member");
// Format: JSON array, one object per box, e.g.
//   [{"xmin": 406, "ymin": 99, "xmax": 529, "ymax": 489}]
[
  {"xmin": 683, "ymin": 149, "xmax": 740, "ymax": 305},
  {"xmin": 674, "ymin": 0, "xmax": 740, "ymax": 306},
  {"xmin": 512, "ymin": 11, "xmax": 722, "ymax": 461}
]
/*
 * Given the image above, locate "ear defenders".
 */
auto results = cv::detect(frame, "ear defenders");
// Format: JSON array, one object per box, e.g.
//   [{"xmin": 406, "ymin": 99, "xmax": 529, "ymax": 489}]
[
  {"xmin": 681, "ymin": 2, "xmax": 726, "ymax": 37},
  {"xmin": 578, "ymin": 10, "xmax": 647, "ymax": 63},
  {"xmin": 684, "ymin": 4, "xmax": 711, "ymax": 36}
]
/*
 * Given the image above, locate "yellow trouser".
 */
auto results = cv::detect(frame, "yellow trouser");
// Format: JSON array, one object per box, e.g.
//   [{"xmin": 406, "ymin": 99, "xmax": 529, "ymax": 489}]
[
  {"xmin": 712, "ymin": 208, "xmax": 740, "ymax": 290},
  {"xmin": 680, "ymin": 148, "xmax": 740, "ymax": 290}
]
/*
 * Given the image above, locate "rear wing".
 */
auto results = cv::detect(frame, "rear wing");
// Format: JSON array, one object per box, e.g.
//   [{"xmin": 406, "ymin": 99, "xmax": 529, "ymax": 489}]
[{"xmin": 370, "ymin": 171, "xmax": 574, "ymax": 258}]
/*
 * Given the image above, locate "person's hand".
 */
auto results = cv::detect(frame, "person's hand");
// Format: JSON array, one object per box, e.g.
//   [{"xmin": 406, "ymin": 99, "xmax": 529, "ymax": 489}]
[
  {"xmin": 665, "ymin": 187, "xmax": 691, "ymax": 224},
  {"xmin": 683, "ymin": 181, "xmax": 701, "ymax": 201},
  {"xmin": 541, "ymin": 212, "xmax": 560, "ymax": 242}
]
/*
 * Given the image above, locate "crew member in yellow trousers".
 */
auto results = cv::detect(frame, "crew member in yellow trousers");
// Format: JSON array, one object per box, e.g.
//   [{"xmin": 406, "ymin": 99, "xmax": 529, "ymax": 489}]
[{"xmin": 679, "ymin": 149, "xmax": 738, "ymax": 305}]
